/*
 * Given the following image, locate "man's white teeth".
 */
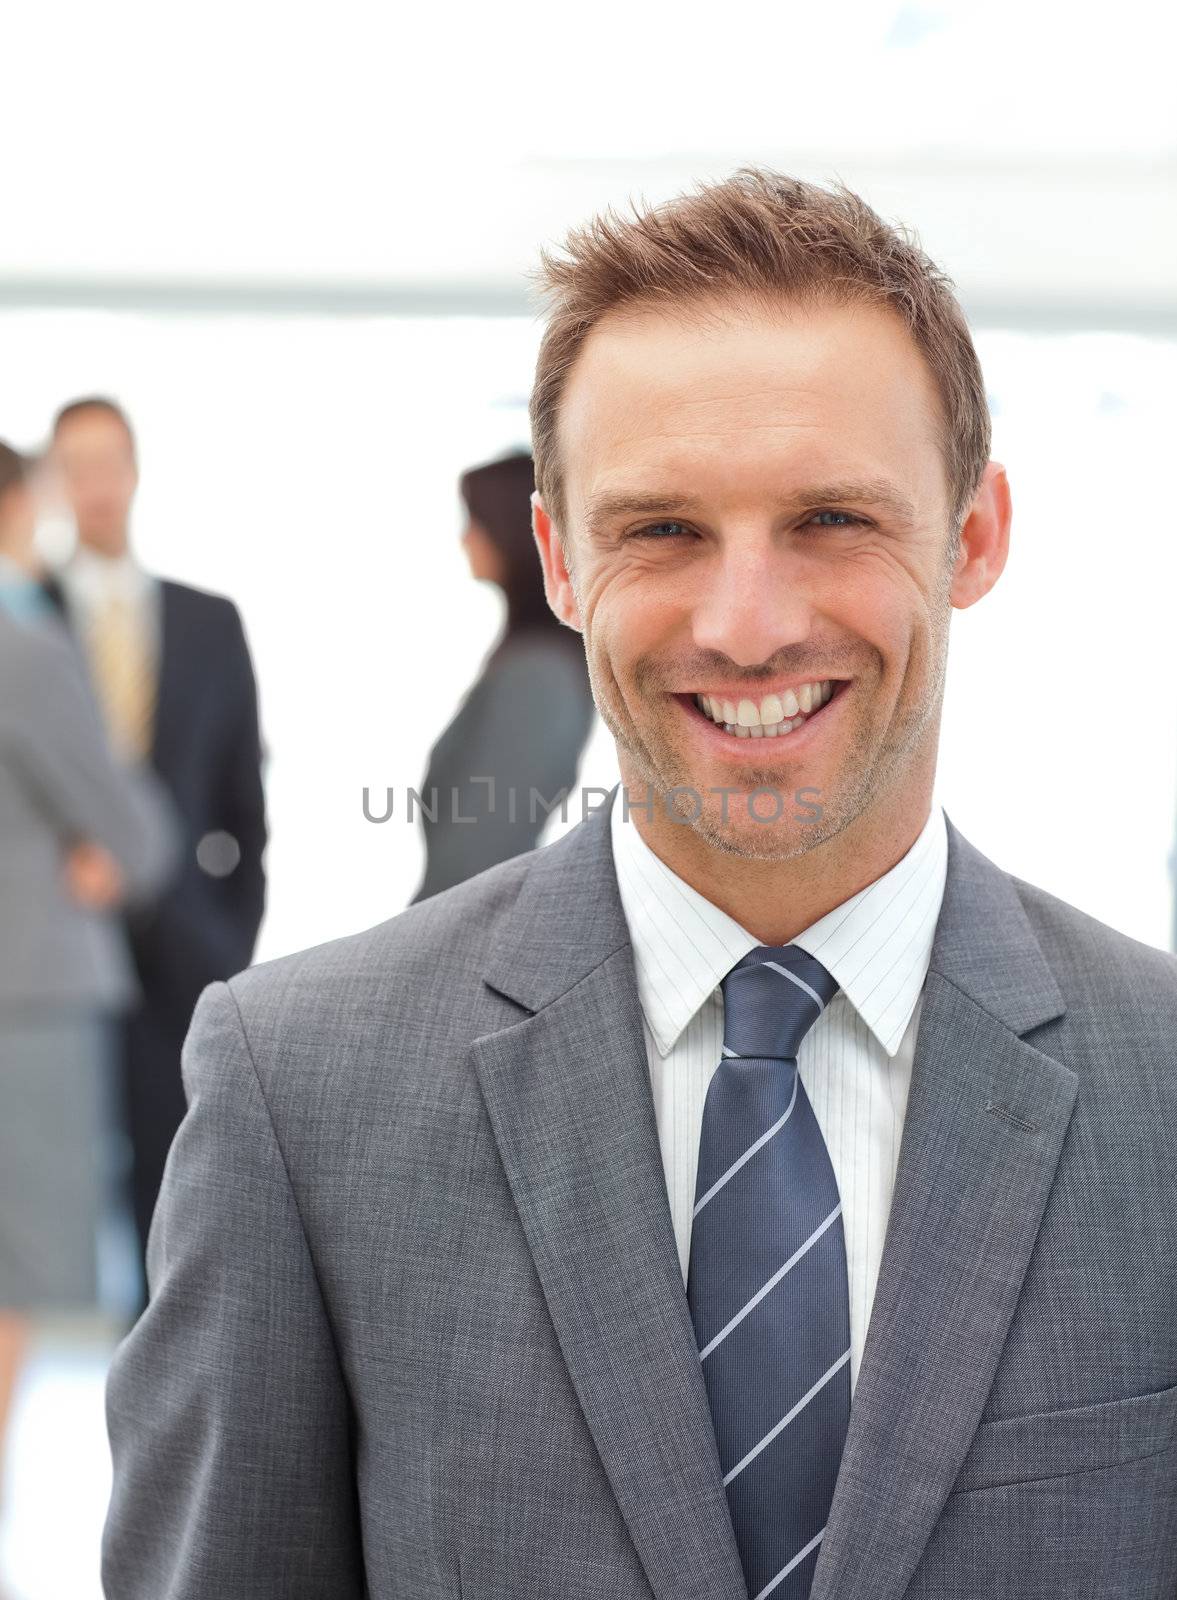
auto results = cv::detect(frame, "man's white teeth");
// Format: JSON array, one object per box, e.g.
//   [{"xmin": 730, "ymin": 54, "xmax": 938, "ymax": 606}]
[{"xmin": 694, "ymin": 679, "xmax": 836, "ymax": 737}]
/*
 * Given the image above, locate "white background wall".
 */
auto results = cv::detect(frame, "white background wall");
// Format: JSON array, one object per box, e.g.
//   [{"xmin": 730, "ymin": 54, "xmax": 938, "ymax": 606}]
[{"xmin": 3, "ymin": 0, "xmax": 1175, "ymax": 321}]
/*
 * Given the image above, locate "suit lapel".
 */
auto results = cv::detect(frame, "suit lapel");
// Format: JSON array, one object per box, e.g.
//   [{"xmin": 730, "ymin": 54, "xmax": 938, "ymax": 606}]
[
  {"xmin": 810, "ymin": 816, "xmax": 1077, "ymax": 1600},
  {"xmin": 472, "ymin": 794, "xmax": 749, "ymax": 1600}
]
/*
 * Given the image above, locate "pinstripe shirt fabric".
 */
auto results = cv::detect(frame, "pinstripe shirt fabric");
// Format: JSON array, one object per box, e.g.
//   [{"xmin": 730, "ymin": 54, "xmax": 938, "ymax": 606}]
[{"xmin": 609, "ymin": 794, "xmax": 949, "ymax": 1396}]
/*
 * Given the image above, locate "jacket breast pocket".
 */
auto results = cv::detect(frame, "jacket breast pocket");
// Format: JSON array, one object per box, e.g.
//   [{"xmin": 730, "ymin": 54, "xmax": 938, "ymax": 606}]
[{"xmin": 950, "ymin": 1381, "xmax": 1177, "ymax": 1494}]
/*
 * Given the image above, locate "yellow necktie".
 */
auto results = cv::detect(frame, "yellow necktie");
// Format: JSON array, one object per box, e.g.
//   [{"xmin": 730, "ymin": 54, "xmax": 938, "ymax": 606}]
[{"xmin": 89, "ymin": 591, "xmax": 156, "ymax": 761}]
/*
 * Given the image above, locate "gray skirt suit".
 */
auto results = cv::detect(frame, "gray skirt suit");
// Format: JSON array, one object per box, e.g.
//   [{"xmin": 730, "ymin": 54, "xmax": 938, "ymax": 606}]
[{"xmin": 0, "ymin": 603, "xmax": 176, "ymax": 1309}]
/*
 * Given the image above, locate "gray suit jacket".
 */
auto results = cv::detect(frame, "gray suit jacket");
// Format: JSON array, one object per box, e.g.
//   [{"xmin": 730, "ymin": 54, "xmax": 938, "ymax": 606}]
[
  {"xmin": 103, "ymin": 790, "xmax": 1177, "ymax": 1599},
  {"xmin": 0, "ymin": 612, "xmax": 178, "ymax": 1010}
]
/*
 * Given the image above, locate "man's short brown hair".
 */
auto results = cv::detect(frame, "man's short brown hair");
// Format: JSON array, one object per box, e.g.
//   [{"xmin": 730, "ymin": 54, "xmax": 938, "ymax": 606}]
[{"xmin": 529, "ymin": 167, "xmax": 990, "ymax": 542}]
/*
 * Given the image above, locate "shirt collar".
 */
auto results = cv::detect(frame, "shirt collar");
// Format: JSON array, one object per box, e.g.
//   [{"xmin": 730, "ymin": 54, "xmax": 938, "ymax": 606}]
[
  {"xmin": 0, "ymin": 552, "xmax": 30, "ymax": 586},
  {"xmin": 63, "ymin": 544, "xmax": 149, "ymax": 606},
  {"xmin": 610, "ymin": 787, "xmax": 948, "ymax": 1060},
  {"xmin": 0, "ymin": 555, "xmax": 51, "ymax": 619}
]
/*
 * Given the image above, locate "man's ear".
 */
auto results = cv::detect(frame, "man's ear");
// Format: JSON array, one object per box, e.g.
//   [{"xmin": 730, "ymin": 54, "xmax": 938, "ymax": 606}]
[
  {"xmin": 950, "ymin": 461, "xmax": 1011, "ymax": 610},
  {"xmin": 531, "ymin": 490, "xmax": 583, "ymax": 631}
]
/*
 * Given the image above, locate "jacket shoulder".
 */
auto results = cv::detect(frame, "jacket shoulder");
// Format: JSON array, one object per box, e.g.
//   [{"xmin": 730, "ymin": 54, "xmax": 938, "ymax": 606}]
[
  {"xmin": 160, "ymin": 578, "xmax": 242, "ymax": 629},
  {"xmin": 224, "ymin": 847, "xmax": 535, "ymax": 1049},
  {"xmin": 1011, "ymin": 871, "xmax": 1177, "ymax": 1014},
  {"xmin": 0, "ymin": 615, "xmax": 85, "ymax": 714}
]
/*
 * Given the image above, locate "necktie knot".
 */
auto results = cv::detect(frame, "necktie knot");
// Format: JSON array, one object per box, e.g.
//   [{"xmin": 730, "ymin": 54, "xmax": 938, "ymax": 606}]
[{"xmin": 721, "ymin": 944, "xmax": 839, "ymax": 1062}]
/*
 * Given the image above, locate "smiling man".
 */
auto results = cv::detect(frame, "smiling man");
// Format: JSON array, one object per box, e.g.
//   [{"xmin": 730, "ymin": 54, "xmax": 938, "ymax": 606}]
[
  {"xmin": 103, "ymin": 171, "xmax": 1177, "ymax": 1600},
  {"xmin": 529, "ymin": 252, "xmax": 995, "ymax": 926}
]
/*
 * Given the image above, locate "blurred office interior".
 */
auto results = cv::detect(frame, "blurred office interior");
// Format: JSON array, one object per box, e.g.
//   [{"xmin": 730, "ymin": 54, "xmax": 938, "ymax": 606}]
[{"xmin": 1, "ymin": 0, "xmax": 1176, "ymax": 1594}]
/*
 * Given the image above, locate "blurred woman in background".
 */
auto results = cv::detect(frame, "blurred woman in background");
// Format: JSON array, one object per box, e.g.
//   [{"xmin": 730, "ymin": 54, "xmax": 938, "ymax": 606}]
[
  {"xmin": 412, "ymin": 450, "xmax": 596, "ymax": 902},
  {"xmin": 0, "ymin": 443, "xmax": 177, "ymax": 1513}
]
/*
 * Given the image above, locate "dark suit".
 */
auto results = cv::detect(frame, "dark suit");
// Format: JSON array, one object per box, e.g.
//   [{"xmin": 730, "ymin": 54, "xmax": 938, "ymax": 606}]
[{"xmin": 50, "ymin": 572, "xmax": 267, "ymax": 1293}]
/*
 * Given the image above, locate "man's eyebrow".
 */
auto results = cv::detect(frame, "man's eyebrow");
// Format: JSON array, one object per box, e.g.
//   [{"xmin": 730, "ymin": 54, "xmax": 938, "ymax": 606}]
[
  {"xmin": 791, "ymin": 480, "xmax": 917, "ymax": 521},
  {"xmin": 582, "ymin": 480, "xmax": 917, "ymax": 534},
  {"xmin": 582, "ymin": 491, "xmax": 706, "ymax": 535}
]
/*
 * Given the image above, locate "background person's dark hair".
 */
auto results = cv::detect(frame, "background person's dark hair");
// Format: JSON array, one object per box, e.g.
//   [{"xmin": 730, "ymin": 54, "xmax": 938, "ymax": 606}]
[
  {"xmin": 52, "ymin": 395, "xmax": 137, "ymax": 453},
  {"xmin": 0, "ymin": 441, "xmax": 33, "ymax": 505},
  {"xmin": 460, "ymin": 450, "xmax": 574, "ymax": 645}
]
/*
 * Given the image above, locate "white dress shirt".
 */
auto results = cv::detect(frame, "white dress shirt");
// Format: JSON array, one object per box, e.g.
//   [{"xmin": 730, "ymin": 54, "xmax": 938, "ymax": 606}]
[{"xmin": 609, "ymin": 790, "xmax": 949, "ymax": 1395}]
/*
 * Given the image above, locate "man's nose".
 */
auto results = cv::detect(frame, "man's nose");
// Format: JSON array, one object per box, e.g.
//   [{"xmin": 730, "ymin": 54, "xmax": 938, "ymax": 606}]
[{"xmin": 689, "ymin": 537, "xmax": 814, "ymax": 668}]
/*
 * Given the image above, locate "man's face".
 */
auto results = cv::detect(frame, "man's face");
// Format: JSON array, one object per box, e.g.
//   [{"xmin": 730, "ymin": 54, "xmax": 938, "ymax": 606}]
[
  {"xmin": 53, "ymin": 410, "xmax": 138, "ymax": 557},
  {"xmin": 545, "ymin": 296, "xmax": 969, "ymax": 858}
]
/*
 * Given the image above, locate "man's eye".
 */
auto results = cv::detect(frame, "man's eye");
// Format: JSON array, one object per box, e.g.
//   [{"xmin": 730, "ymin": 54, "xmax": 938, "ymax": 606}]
[
  {"xmin": 633, "ymin": 520, "xmax": 691, "ymax": 539},
  {"xmin": 808, "ymin": 510, "xmax": 864, "ymax": 528}
]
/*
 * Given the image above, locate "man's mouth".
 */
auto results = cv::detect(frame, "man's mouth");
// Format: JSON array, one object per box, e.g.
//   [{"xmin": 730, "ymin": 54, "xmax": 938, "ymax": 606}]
[{"xmin": 677, "ymin": 677, "xmax": 849, "ymax": 740}]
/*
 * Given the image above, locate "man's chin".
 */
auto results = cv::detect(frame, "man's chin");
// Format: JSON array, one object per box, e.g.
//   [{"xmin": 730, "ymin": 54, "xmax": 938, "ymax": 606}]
[
  {"xmin": 624, "ymin": 750, "xmax": 831, "ymax": 856},
  {"xmin": 679, "ymin": 798, "xmax": 830, "ymax": 862}
]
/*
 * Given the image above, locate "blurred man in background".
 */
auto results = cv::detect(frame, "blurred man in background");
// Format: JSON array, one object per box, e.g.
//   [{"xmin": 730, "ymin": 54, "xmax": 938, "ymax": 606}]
[{"xmin": 47, "ymin": 398, "xmax": 268, "ymax": 1311}]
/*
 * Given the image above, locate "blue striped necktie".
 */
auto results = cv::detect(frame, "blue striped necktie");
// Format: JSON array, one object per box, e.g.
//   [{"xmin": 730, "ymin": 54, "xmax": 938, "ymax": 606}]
[{"xmin": 687, "ymin": 945, "xmax": 850, "ymax": 1600}]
